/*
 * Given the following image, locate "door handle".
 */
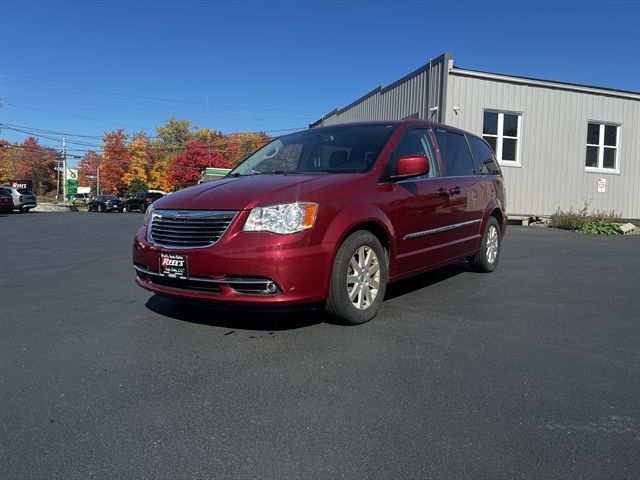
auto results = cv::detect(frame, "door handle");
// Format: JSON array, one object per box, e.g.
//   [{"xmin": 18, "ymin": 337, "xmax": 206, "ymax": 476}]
[
  {"xmin": 436, "ymin": 188, "xmax": 449, "ymax": 196},
  {"xmin": 449, "ymin": 186, "xmax": 462, "ymax": 195}
]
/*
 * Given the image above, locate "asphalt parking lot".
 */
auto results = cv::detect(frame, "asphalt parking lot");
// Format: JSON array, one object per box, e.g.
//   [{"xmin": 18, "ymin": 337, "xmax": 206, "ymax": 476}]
[{"xmin": 1, "ymin": 211, "xmax": 639, "ymax": 480}]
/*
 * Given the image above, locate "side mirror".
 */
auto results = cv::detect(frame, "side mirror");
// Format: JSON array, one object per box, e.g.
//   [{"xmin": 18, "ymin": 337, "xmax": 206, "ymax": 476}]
[{"xmin": 393, "ymin": 155, "xmax": 430, "ymax": 179}]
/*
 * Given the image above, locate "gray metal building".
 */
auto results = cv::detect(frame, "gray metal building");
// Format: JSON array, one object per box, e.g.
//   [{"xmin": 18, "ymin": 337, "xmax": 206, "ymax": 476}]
[{"xmin": 311, "ymin": 53, "xmax": 640, "ymax": 220}]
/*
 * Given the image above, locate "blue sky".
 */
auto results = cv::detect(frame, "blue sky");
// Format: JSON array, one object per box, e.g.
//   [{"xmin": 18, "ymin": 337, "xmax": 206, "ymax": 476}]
[{"xmin": 1, "ymin": 0, "xmax": 639, "ymax": 159}]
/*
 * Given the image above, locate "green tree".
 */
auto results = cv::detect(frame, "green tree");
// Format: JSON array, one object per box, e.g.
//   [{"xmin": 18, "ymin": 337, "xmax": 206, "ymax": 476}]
[
  {"xmin": 156, "ymin": 117, "xmax": 196, "ymax": 152},
  {"xmin": 127, "ymin": 178, "xmax": 148, "ymax": 194}
]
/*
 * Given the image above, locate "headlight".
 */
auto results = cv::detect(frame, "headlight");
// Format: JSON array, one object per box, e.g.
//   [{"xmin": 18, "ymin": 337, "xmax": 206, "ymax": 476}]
[
  {"xmin": 143, "ymin": 204, "xmax": 155, "ymax": 226},
  {"xmin": 243, "ymin": 202, "xmax": 318, "ymax": 234}
]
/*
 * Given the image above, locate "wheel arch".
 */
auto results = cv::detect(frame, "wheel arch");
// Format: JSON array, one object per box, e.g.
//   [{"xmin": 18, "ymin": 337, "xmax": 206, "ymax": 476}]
[
  {"xmin": 482, "ymin": 199, "xmax": 507, "ymax": 238},
  {"xmin": 321, "ymin": 205, "xmax": 395, "ymax": 267}
]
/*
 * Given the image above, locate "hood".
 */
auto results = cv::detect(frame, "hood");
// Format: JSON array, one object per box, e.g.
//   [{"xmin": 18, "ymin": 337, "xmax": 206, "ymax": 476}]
[{"xmin": 155, "ymin": 174, "xmax": 362, "ymax": 211}]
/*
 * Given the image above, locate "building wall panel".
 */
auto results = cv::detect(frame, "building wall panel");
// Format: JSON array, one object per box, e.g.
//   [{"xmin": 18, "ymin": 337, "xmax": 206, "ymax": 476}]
[
  {"xmin": 315, "ymin": 56, "xmax": 449, "ymax": 126},
  {"xmin": 445, "ymin": 73, "xmax": 640, "ymax": 219}
]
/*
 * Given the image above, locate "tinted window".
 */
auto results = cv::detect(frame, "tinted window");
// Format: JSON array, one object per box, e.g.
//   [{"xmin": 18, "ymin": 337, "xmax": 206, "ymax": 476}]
[
  {"xmin": 503, "ymin": 114, "xmax": 519, "ymax": 137},
  {"xmin": 468, "ymin": 136, "xmax": 500, "ymax": 175},
  {"xmin": 231, "ymin": 124, "xmax": 397, "ymax": 175},
  {"xmin": 587, "ymin": 123, "xmax": 600, "ymax": 145},
  {"xmin": 483, "ymin": 111, "xmax": 498, "ymax": 135},
  {"xmin": 436, "ymin": 130, "xmax": 476, "ymax": 177}
]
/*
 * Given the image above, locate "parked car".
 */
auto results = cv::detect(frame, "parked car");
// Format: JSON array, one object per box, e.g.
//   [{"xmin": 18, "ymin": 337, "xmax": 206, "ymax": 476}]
[
  {"xmin": 124, "ymin": 191, "xmax": 164, "ymax": 213},
  {"xmin": 0, "ymin": 188, "xmax": 14, "ymax": 213},
  {"xmin": 132, "ymin": 120, "xmax": 507, "ymax": 324},
  {"xmin": 70, "ymin": 193, "xmax": 91, "ymax": 206},
  {"xmin": 88, "ymin": 195, "xmax": 124, "ymax": 212},
  {"xmin": 0, "ymin": 186, "xmax": 37, "ymax": 213}
]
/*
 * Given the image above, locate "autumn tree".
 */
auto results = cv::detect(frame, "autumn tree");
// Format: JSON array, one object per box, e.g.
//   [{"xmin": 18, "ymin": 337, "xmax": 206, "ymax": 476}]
[
  {"xmin": 225, "ymin": 134, "xmax": 243, "ymax": 166},
  {"xmin": 7, "ymin": 138, "xmax": 57, "ymax": 195},
  {"xmin": 124, "ymin": 132, "xmax": 150, "ymax": 189},
  {"xmin": 196, "ymin": 128, "xmax": 226, "ymax": 152},
  {"xmin": 101, "ymin": 129, "xmax": 129, "ymax": 196},
  {"xmin": 148, "ymin": 154, "xmax": 174, "ymax": 193},
  {"xmin": 167, "ymin": 141, "xmax": 230, "ymax": 189},
  {"xmin": 0, "ymin": 141, "xmax": 17, "ymax": 183},
  {"xmin": 78, "ymin": 151, "xmax": 103, "ymax": 194},
  {"xmin": 236, "ymin": 132, "xmax": 271, "ymax": 160}
]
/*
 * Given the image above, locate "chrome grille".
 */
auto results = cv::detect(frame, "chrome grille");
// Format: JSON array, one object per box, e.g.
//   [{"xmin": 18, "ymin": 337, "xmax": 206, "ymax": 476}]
[{"xmin": 149, "ymin": 210, "xmax": 238, "ymax": 248}]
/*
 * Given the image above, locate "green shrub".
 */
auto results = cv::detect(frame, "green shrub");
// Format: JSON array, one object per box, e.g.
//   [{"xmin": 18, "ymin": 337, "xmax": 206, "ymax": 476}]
[{"xmin": 578, "ymin": 219, "xmax": 622, "ymax": 235}]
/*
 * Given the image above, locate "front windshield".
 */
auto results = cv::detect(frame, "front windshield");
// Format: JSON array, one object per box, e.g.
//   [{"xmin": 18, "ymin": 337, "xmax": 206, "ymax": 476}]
[{"xmin": 229, "ymin": 124, "xmax": 397, "ymax": 176}]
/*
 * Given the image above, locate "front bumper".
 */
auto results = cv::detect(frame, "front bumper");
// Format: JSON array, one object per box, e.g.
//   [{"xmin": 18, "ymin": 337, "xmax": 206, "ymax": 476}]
[
  {"xmin": 132, "ymin": 226, "xmax": 334, "ymax": 307},
  {"xmin": 17, "ymin": 202, "xmax": 37, "ymax": 210}
]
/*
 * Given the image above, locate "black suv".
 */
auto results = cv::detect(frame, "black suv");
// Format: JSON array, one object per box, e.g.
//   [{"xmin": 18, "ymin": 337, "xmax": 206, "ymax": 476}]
[{"xmin": 124, "ymin": 191, "xmax": 164, "ymax": 213}]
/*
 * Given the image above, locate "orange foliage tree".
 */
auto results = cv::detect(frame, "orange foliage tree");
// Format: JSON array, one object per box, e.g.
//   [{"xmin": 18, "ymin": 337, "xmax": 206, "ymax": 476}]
[
  {"xmin": 78, "ymin": 151, "xmax": 103, "ymax": 194},
  {"xmin": 101, "ymin": 129, "xmax": 130, "ymax": 195}
]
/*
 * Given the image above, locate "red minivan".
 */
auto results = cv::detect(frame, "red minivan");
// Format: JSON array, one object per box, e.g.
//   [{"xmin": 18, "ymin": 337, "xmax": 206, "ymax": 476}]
[{"xmin": 132, "ymin": 120, "xmax": 507, "ymax": 324}]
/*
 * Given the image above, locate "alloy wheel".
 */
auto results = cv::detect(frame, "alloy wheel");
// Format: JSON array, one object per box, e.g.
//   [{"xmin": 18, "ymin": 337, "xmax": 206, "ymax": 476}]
[{"xmin": 346, "ymin": 245, "xmax": 381, "ymax": 310}]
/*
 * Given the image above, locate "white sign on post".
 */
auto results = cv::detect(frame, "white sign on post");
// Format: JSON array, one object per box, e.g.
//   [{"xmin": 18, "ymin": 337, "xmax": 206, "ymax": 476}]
[{"xmin": 597, "ymin": 178, "xmax": 606, "ymax": 193}]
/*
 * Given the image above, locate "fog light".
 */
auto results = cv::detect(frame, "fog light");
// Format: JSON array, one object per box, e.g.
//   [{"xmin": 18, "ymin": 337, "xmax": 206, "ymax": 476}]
[{"xmin": 266, "ymin": 282, "xmax": 278, "ymax": 294}]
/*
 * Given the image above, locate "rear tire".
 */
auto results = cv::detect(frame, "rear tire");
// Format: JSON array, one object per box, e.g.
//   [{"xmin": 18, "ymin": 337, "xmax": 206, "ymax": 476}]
[
  {"xmin": 325, "ymin": 230, "xmax": 387, "ymax": 325},
  {"xmin": 469, "ymin": 216, "xmax": 501, "ymax": 273}
]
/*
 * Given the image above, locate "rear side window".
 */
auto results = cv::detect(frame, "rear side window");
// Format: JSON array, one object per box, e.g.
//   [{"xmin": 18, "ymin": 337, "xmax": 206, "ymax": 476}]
[
  {"xmin": 17, "ymin": 189, "xmax": 32, "ymax": 195},
  {"xmin": 467, "ymin": 136, "xmax": 501, "ymax": 175},
  {"xmin": 435, "ymin": 130, "xmax": 476, "ymax": 177}
]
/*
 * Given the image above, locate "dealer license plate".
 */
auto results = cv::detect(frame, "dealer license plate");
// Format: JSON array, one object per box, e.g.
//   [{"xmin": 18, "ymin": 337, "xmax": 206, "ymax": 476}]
[{"xmin": 159, "ymin": 253, "xmax": 188, "ymax": 279}]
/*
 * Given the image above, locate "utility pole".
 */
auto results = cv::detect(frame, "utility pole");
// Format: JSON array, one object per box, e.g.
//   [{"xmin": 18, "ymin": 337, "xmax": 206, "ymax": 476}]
[
  {"xmin": 56, "ymin": 152, "xmax": 61, "ymax": 201},
  {"xmin": 62, "ymin": 137, "xmax": 67, "ymax": 203}
]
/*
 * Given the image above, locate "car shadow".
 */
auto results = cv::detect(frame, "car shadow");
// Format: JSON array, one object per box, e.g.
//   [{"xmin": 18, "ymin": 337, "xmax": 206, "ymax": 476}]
[
  {"xmin": 384, "ymin": 261, "xmax": 469, "ymax": 301},
  {"xmin": 145, "ymin": 262, "xmax": 470, "ymax": 330},
  {"xmin": 145, "ymin": 294, "xmax": 325, "ymax": 331}
]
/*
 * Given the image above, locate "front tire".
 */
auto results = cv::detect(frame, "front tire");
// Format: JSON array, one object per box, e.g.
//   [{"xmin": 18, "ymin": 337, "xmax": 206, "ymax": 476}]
[
  {"xmin": 325, "ymin": 230, "xmax": 387, "ymax": 325},
  {"xmin": 469, "ymin": 216, "xmax": 501, "ymax": 272}
]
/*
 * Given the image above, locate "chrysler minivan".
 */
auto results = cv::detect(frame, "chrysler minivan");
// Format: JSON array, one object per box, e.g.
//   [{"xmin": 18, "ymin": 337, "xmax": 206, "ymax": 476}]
[{"xmin": 132, "ymin": 120, "xmax": 507, "ymax": 324}]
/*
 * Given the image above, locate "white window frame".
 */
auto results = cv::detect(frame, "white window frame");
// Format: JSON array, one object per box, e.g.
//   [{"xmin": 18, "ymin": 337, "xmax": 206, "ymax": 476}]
[
  {"xmin": 482, "ymin": 110, "xmax": 522, "ymax": 167},
  {"xmin": 585, "ymin": 122, "xmax": 620, "ymax": 174}
]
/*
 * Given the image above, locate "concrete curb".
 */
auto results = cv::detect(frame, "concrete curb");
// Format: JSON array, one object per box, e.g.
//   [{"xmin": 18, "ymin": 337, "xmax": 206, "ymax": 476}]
[{"xmin": 32, "ymin": 203, "xmax": 79, "ymax": 212}]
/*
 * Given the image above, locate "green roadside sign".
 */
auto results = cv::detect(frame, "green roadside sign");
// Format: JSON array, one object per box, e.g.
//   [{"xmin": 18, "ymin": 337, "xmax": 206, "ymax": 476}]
[{"xmin": 66, "ymin": 179, "xmax": 78, "ymax": 199}]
